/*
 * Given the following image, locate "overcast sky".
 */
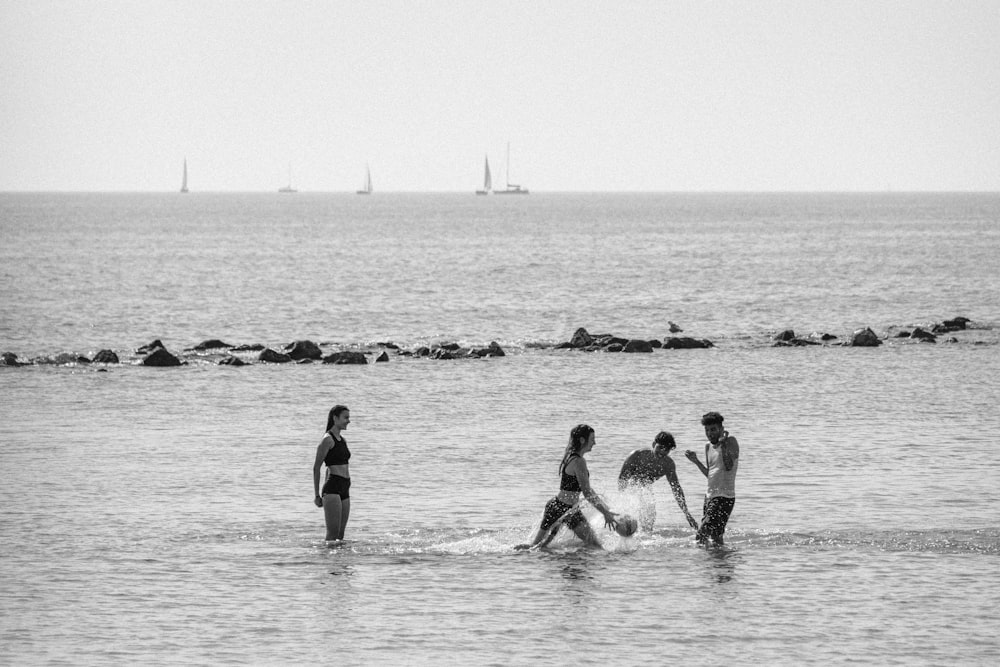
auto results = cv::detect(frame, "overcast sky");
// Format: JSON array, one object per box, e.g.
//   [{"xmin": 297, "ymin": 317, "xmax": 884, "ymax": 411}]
[{"xmin": 2, "ymin": 1, "xmax": 998, "ymax": 192}]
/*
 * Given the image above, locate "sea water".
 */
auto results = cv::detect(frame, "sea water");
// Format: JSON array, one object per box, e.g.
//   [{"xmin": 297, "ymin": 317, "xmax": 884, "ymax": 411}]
[{"xmin": 1, "ymin": 192, "xmax": 999, "ymax": 665}]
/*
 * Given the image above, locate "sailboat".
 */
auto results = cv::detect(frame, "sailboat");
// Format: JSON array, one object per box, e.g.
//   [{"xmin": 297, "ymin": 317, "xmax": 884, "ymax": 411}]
[
  {"xmin": 493, "ymin": 143, "xmax": 529, "ymax": 195},
  {"xmin": 475, "ymin": 155, "xmax": 492, "ymax": 195},
  {"xmin": 356, "ymin": 164, "xmax": 372, "ymax": 195},
  {"xmin": 180, "ymin": 158, "xmax": 189, "ymax": 193},
  {"xmin": 278, "ymin": 164, "xmax": 297, "ymax": 193}
]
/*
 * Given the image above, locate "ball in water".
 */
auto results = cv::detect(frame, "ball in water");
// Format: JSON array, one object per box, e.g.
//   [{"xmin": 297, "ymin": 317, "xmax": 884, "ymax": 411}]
[{"xmin": 615, "ymin": 515, "xmax": 638, "ymax": 537}]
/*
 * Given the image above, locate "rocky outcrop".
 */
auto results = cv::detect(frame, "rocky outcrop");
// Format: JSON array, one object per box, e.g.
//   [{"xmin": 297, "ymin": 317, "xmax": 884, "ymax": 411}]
[
  {"xmin": 37, "ymin": 353, "xmax": 91, "ymax": 365},
  {"xmin": 431, "ymin": 347, "xmax": 461, "ymax": 360},
  {"xmin": 231, "ymin": 343, "xmax": 265, "ymax": 351},
  {"xmin": 92, "ymin": 349, "xmax": 119, "ymax": 363},
  {"xmin": 662, "ymin": 337, "xmax": 714, "ymax": 349},
  {"xmin": 375, "ymin": 351, "xmax": 390, "ymax": 362},
  {"xmin": 137, "ymin": 339, "xmax": 165, "ymax": 354},
  {"xmin": 772, "ymin": 329, "xmax": 823, "ymax": 346},
  {"xmin": 218, "ymin": 356, "xmax": 246, "ymax": 366},
  {"xmin": 285, "ymin": 340, "xmax": 322, "ymax": 361},
  {"xmin": 909, "ymin": 328, "xmax": 937, "ymax": 343},
  {"xmin": 850, "ymin": 327, "xmax": 882, "ymax": 347},
  {"xmin": 323, "ymin": 351, "xmax": 368, "ymax": 365},
  {"xmin": 559, "ymin": 327, "xmax": 714, "ymax": 352},
  {"xmin": 569, "ymin": 328, "xmax": 594, "ymax": 348},
  {"xmin": 142, "ymin": 348, "xmax": 182, "ymax": 366},
  {"xmin": 599, "ymin": 336, "xmax": 629, "ymax": 348},
  {"xmin": 623, "ymin": 339, "xmax": 654, "ymax": 353},
  {"xmin": 774, "ymin": 338, "xmax": 820, "ymax": 347},
  {"xmin": 933, "ymin": 316, "xmax": 971, "ymax": 334},
  {"xmin": 1, "ymin": 352, "xmax": 24, "ymax": 366},
  {"xmin": 191, "ymin": 339, "xmax": 233, "ymax": 351},
  {"xmin": 258, "ymin": 348, "xmax": 292, "ymax": 363},
  {"xmin": 472, "ymin": 342, "xmax": 506, "ymax": 358}
]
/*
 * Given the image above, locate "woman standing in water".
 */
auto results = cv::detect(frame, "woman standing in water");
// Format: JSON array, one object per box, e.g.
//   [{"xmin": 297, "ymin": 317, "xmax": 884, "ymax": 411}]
[
  {"xmin": 519, "ymin": 424, "xmax": 619, "ymax": 550},
  {"xmin": 312, "ymin": 405, "xmax": 352, "ymax": 541}
]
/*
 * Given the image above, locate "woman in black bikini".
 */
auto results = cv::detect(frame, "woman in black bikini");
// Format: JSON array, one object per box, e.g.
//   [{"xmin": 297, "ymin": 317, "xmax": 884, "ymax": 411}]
[
  {"xmin": 520, "ymin": 424, "xmax": 619, "ymax": 549},
  {"xmin": 312, "ymin": 405, "xmax": 352, "ymax": 541}
]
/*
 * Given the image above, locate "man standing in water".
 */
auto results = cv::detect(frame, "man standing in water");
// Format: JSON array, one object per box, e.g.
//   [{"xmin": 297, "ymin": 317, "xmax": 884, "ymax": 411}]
[
  {"xmin": 685, "ymin": 412, "xmax": 739, "ymax": 546},
  {"xmin": 618, "ymin": 431, "xmax": 699, "ymax": 532}
]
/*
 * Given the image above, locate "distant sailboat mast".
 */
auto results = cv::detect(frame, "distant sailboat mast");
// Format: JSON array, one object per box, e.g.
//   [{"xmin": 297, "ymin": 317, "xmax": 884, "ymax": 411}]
[
  {"xmin": 180, "ymin": 158, "xmax": 189, "ymax": 193},
  {"xmin": 506, "ymin": 143, "xmax": 511, "ymax": 188},
  {"xmin": 278, "ymin": 163, "xmax": 297, "ymax": 193},
  {"xmin": 494, "ymin": 142, "xmax": 529, "ymax": 194}
]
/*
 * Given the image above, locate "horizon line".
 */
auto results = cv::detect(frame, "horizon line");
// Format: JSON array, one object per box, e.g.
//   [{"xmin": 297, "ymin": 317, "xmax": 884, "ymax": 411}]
[{"xmin": 3, "ymin": 189, "xmax": 999, "ymax": 195}]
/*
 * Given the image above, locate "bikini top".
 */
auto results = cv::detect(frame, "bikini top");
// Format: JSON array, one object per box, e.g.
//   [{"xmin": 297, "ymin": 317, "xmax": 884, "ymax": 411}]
[
  {"xmin": 324, "ymin": 433, "xmax": 351, "ymax": 466},
  {"xmin": 559, "ymin": 454, "xmax": 582, "ymax": 493}
]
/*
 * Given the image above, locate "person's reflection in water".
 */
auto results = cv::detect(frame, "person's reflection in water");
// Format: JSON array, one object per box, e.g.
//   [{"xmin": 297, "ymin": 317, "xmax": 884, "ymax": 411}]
[
  {"xmin": 560, "ymin": 562, "xmax": 592, "ymax": 582},
  {"xmin": 705, "ymin": 547, "xmax": 738, "ymax": 584}
]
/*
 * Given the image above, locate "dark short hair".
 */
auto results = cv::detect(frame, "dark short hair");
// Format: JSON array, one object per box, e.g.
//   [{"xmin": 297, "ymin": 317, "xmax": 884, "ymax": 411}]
[
  {"xmin": 701, "ymin": 411, "xmax": 724, "ymax": 426},
  {"xmin": 653, "ymin": 431, "xmax": 676, "ymax": 449}
]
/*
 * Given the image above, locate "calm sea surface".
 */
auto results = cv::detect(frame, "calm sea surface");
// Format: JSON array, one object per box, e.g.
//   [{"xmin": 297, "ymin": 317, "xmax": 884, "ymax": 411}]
[{"xmin": 2, "ymin": 193, "xmax": 999, "ymax": 665}]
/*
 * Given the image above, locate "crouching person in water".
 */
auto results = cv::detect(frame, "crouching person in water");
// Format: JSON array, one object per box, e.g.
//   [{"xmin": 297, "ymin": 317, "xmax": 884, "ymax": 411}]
[
  {"xmin": 518, "ymin": 424, "xmax": 619, "ymax": 550},
  {"xmin": 312, "ymin": 405, "xmax": 352, "ymax": 541},
  {"xmin": 685, "ymin": 411, "xmax": 739, "ymax": 546},
  {"xmin": 618, "ymin": 431, "xmax": 699, "ymax": 532}
]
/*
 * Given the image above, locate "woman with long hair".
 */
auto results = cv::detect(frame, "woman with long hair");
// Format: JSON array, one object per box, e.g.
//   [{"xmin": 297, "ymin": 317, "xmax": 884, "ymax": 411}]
[
  {"xmin": 519, "ymin": 424, "xmax": 619, "ymax": 549},
  {"xmin": 312, "ymin": 405, "xmax": 352, "ymax": 541}
]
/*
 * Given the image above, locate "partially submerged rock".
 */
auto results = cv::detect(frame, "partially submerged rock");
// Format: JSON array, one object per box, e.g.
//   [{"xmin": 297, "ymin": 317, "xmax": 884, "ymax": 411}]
[
  {"xmin": 909, "ymin": 328, "xmax": 937, "ymax": 343},
  {"xmin": 137, "ymin": 339, "xmax": 166, "ymax": 354},
  {"xmin": 143, "ymin": 348, "xmax": 182, "ymax": 366},
  {"xmin": 92, "ymin": 349, "xmax": 119, "ymax": 363},
  {"xmin": 623, "ymin": 339, "xmax": 653, "ymax": 353},
  {"xmin": 472, "ymin": 342, "xmax": 505, "ymax": 358},
  {"xmin": 1, "ymin": 352, "xmax": 25, "ymax": 366},
  {"xmin": 850, "ymin": 327, "xmax": 882, "ymax": 347},
  {"xmin": 323, "ymin": 351, "xmax": 368, "ymax": 365},
  {"xmin": 569, "ymin": 328, "xmax": 594, "ymax": 348},
  {"xmin": 662, "ymin": 337, "xmax": 714, "ymax": 349},
  {"xmin": 191, "ymin": 339, "xmax": 233, "ymax": 351},
  {"xmin": 231, "ymin": 343, "xmax": 265, "ymax": 352},
  {"xmin": 285, "ymin": 340, "xmax": 322, "ymax": 361},
  {"xmin": 259, "ymin": 348, "xmax": 292, "ymax": 363}
]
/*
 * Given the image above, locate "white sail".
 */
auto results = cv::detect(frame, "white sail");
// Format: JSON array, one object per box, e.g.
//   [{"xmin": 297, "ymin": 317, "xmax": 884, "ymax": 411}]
[
  {"xmin": 476, "ymin": 155, "xmax": 492, "ymax": 195},
  {"xmin": 357, "ymin": 164, "xmax": 372, "ymax": 194},
  {"xmin": 180, "ymin": 158, "xmax": 188, "ymax": 193}
]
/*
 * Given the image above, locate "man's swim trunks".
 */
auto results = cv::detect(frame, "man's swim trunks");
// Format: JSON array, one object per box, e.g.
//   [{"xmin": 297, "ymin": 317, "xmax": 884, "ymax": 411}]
[{"xmin": 700, "ymin": 496, "xmax": 735, "ymax": 540}]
